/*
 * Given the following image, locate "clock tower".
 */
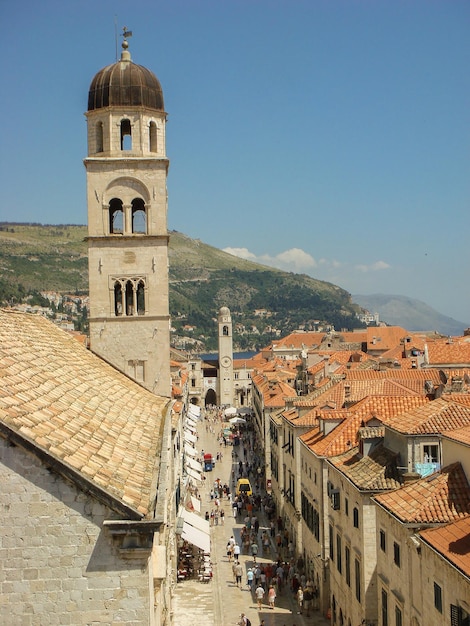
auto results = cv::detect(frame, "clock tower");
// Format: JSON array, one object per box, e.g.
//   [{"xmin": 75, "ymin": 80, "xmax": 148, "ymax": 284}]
[
  {"xmin": 84, "ymin": 33, "xmax": 171, "ymax": 397},
  {"xmin": 217, "ymin": 306, "xmax": 234, "ymax": 406}
]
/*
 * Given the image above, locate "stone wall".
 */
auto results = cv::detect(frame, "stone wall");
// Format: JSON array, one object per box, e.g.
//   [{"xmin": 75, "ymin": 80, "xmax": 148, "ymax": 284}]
[{"xmin": 0, "ymin": 439, "xmax": 151, "ymax": 625}]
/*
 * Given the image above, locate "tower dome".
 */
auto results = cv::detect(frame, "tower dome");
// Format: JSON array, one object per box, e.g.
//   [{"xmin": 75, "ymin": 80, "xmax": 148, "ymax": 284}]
[{"xmin": 88, "ymin": 39, "xmax": 164, "ymax": 112}]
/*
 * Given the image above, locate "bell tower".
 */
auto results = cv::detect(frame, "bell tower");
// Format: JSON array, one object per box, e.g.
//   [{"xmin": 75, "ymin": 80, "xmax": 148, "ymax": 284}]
[
  {"xmin": 84, "ymin": 32, "xmax": 170, "ymax": 397},
  {"xmin": 218, "ymin": 306, "xmax": 234, "ymax": 406}
]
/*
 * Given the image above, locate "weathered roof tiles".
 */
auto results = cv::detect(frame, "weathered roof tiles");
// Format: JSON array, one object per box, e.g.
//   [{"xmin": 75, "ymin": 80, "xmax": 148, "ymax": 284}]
[{"xmin": 0, "ymin": 309, "xmax": 169, "ymax": 518}]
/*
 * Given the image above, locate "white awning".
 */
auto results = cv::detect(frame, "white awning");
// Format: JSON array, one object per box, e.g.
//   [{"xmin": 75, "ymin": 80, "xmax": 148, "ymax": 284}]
[
  {"xmin": 186, "ymin": 467, "xmax": 202, "ymax": 482},
  {"xmin": 186, "ymin": 457, "xmax": 203, "ymax": 473},
  {"xmin": 182, "ymin": 522, "xmax": 210, "ymax": 553},
  {"xmin": 190, "ymin": 496, "xmax": 201, "ymax": 513},
  {"xmin": 185, "ymin": 421, "xmax": 197, "ymax": 432},
  {"xmin": 182, "ymin": 509, "xmax": 210, "ymax": 534},
  {"xmin": 184, "ymin": 431, "xmax": 197, "ymax": 444},
  {"xmin": 184, "ymin": 444, "xmax": 198, "ymax": 458},
  {"xmin": 188, "ymin": 405, "xmax": 201, "ymax": 419}
]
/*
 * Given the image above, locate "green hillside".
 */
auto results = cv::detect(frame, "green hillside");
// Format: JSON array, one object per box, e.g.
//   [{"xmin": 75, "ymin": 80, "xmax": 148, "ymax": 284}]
[{"xmin": 0, "ymin": 223, "xmax": 364, "ymax": 351}]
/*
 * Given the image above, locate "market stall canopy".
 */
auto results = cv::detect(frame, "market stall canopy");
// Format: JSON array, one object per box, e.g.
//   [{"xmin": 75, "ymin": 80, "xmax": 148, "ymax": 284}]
[
  {"xmin": 184, "ymin": 431, "xmax": 197, "ymax": 444},
  {"xmin": 186, "ymin": 457, "xmax": 203, "ymax": 473},
  {"xmin": 189, "ymin": 495, "xmax": 201, "ymax": 513},
  {"xmin": 186, "ymin": 467, "xmax": 202, "ymax": 482},
  {"xmin": 185, "ymin": 421, "xmax": 197, "ymax": 433},
  {"xmin": 182, "ymin": 509, "xmax": 210, "ymax": 534},
  {"xmin": 224, "ymin": 407, "xmax": 237, "ymax": 417},
  {"xmin": 182, "ymin": 523, "xmax": 210, "ymax": 553},
  {"xmin": 229, "ymin": 416, "xmax": 246, "ymax": 425},
  {"xmin": 188, "ymin": 405, "xmax": 201, "ymax": 419},
  {"xmin": 184, "ymin": 444, "xmax": 198, "ymax": 458}
]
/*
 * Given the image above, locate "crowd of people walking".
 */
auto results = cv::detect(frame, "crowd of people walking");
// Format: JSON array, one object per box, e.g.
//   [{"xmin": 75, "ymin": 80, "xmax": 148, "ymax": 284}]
[{"xmin": 185, "ymin": 405, "xmax": 322, "ymax": 625}]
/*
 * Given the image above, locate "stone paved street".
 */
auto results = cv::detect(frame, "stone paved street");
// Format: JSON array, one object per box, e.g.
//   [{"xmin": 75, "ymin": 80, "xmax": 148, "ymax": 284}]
[{"xmin": 172, "ymin": 413, "xmax": 331, "ymax": 626}]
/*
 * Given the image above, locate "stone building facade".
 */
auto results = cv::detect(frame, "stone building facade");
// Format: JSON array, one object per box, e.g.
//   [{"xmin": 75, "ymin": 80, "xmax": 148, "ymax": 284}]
[
  {"xmin": 1, "ymin": 439, "xmax": 164, "ymax": 625},
  {"xmin": 0, "ymin": 309, "xmax": 173, "ymax": 625}
]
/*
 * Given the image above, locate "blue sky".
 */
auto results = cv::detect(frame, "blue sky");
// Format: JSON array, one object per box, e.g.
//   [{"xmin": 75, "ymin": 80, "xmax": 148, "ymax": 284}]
[{"xmin": 1, "ymin": 0, "xmax": 469, "ymax": 323}]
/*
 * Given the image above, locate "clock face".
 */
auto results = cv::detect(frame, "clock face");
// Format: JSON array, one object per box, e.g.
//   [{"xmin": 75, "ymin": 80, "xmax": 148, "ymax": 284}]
[{"xmin": 221, "ymin": 356, "xmax": 232, "ymax": 368}]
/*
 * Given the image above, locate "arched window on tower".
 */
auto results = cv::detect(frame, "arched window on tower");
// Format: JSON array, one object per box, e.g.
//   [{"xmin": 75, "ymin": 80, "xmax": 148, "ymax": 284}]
[
  {"xmin": 96, "ymin": 121, "xmax": 104, "ymax": 153},
  {"xmin": 113, "ymin": 278, "xmax": 146, "ymax": 317},
  {"xmin": 149, "ymin": 121, "xmax": 157, "ymax": 152},
  {"xmin": 114, "ymin": 281, "xmax": 123, "ymax": 316},
  {"xmin": 125, "ymin": 280, "xmax": 134, "ymax": 316},
  {"xmin": 223, "ymin": 325, "xmax": 229, "ymax": 336},
  {"xmin": 137, "ymin": 280, "xmax": 145, "ymax": 315},
  {"xmin": 121, "ymin": 119, "xmax": 132, "ymax": 150},
  {"xmin": 109, "ymin": 198, "xmax": 123, "ymax": 234},
  {"xmin": 131, "ymin": 198, "xmax": 147, "ymax": 234}
]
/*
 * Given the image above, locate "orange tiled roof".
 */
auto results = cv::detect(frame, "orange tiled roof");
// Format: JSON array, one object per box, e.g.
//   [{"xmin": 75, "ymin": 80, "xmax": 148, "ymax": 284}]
[
  {"xmin": 344, "ymin": 378, "xmax": 425, "ymax": 401},
  {"xmin": 442, "ymin": 424, "xmax": 470, "ymax": 446},
  {"xmin": 441, "ymin": 393, "xmax": 470, "ymax": 407},
  {"xmin": 333, "ymin": 330, "xmax": 368, "ymax": 344},
  {"xmin": 419, "ymin": 516, "xmax": 470, "ymax": 577},
  {"xmin": 233, "ymin": 356, "xmax": 267, "ymax": 369},
  {"xmin": 344, "ymin": 369, "xmax": 443, "ymax": 383},
  {"xmin": 386, "ymin": 399, "xmax": 470, "ymax": 435},
  {"xmin": 304, "ymin": 395, "xmax": 429, "ymax": 457},
  {"xmin": 366, "ymin": 326, "xmax": 408, "ymax": 351},
  {"xmin": 328, "ymin": 443, "xmax": 401, "ymax": 491},
  {"xmin": 281, "ymin": 406, "xmax": 319, "ymax": 428},
  {"xmin": 0, "ymin": 309, "xmax": 169, "ymax": 518},
  {"xmin": 426, "ymin": 340, "xmax": 470, "ymax": 365},
  {"xmin": 374, "ymin": 463, "xmax": 470, "ymax": 524},
  {"xmin": 272, "ymin": 332, "xmax": 325, "ymax": 349},
  {"xmin": 311, "ymin": 380, "xmax": 346, "ymax": 408},
  {"xmin": 68, "ymin": 330, "xmax": 88, "ymax": 345},
  {"xmin": 172, "ymin": 384, "xmax": 183, "ymax": 397}
]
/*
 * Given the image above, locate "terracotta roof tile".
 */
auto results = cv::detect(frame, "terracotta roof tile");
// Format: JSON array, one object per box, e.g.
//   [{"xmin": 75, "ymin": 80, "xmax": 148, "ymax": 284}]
[
  {"xmin": 419, "ymin": 516, "xmax": 470, "ymax": 577},
  {"xmin": 0, "ymin": 310, "xmax": 169, "ymax": 518},
  {"xmin": 442, "ymin": 393, "xmax": 470, "ymax": 407},
  {"xmin": 329, "ymin": 443, "xmax": 401, "ymax": 491},
  {"xmin": 302, "ymin": 396, "xmax": 429, "ymax": 457},
  {"xmin": 367, "ymin": 326, "xmax": 408, "ymax": 351},
  {"xmin": 386, "ymin": 398, "xmax": 470, "ymax": 434},
  {"xmin": 272, "ymin": 332, "xmax": 325, "ymax": 349},
  {"xmin": 426, "ymin": 341, "xmax": 470, "ymax": 365},
  {"xmin": 374, "ymin": 463, "xmax": 470, "ymax": 524},
  {"xmin": 442, "ymin": 424, "xmax": 470, "ymax": 446}
]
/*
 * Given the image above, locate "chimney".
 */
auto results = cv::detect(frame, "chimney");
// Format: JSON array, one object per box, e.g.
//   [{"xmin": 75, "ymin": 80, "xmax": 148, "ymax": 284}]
[{"xmin": 402, "ymin": 471, "xmax": 421, "ymax": 484}]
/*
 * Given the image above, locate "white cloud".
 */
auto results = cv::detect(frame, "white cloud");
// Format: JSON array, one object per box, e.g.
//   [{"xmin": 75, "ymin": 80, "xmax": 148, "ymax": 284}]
[
  {"xmin": 223, "ymin": 247, "xmax": 257, "ymax": 261},
  {"xmin": 223, "ymin": 246, "xmax": 391, "ymax": 287},
  {"xmin": 224, "ymin": 246, "xmax": 318, "ymax": 273},
  {"xmin": 275, "ymin": 248, "xmax": 317, "ymax": 270},
  {"xmin": 354, "ymin": 260, "xmax": 391, "ymax": 272}
]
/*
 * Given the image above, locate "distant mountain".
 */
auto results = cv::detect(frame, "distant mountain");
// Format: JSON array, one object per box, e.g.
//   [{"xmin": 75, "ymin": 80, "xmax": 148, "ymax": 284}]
[
  {"xmin": 1, "ymin": 223, "xmax": 466, "ymax": 347},
  {"xmin": 353, "ymin": 293, "xmax": 468, "ymax": 337},
  {"xmin": 0, "ymin": 223, "xmax": 363, "ymax": 351}
]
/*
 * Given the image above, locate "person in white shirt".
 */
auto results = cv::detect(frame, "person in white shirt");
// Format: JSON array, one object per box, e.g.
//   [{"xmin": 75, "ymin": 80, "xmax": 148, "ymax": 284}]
[
  {"xmin": 234, "ymin": 542, "xmax": 241, "ymax": 561},
  {"xmin": 255, "ymin": 585, "xmax": 265, "ymax": 609}
]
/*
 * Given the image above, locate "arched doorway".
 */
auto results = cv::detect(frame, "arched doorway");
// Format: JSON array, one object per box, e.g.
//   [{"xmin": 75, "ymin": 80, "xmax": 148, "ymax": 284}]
[{"xmin": 205, "ymin": 389, "xmax": 217, "ymax": 407}]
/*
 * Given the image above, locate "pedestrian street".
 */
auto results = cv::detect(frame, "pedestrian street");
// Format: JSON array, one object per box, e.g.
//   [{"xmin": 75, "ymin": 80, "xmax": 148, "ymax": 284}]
[{"xmin": 172, "ymin": 408, "xmax": 331, "ymax": 626}]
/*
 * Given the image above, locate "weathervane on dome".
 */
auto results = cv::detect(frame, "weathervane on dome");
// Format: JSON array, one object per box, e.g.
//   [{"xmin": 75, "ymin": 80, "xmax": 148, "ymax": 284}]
[
  {"xmin": 122, "ymin": 26, "xmax": 133, "ymax": 43},
  {"xmin": 114, "ymin": 20, "xmax": 133, "ymax": 60},
  {"xmin": 119, "ymin": 26, "xmax": 133, "ymax": 62}
]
